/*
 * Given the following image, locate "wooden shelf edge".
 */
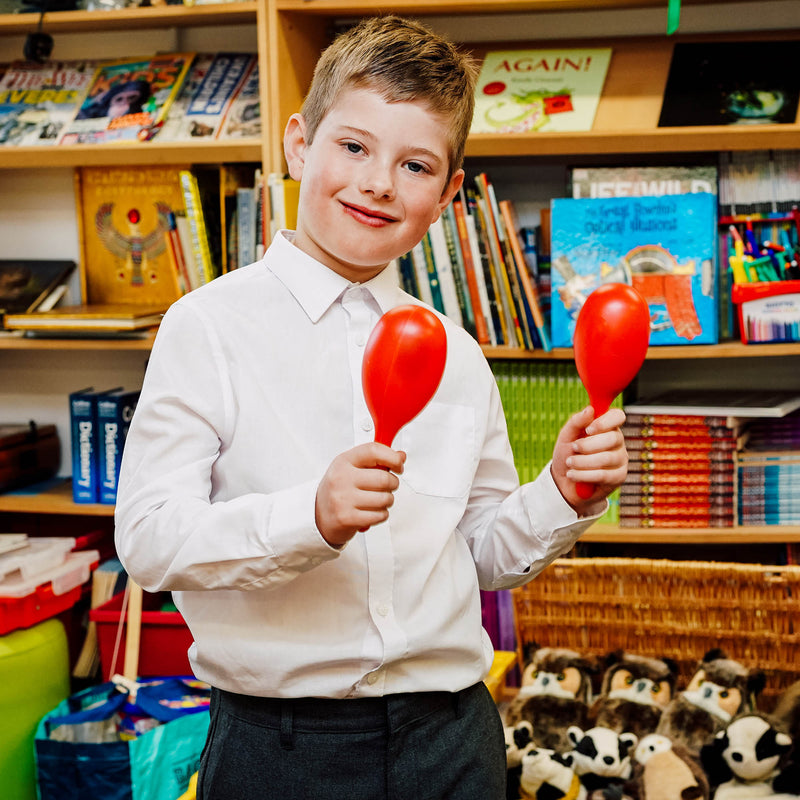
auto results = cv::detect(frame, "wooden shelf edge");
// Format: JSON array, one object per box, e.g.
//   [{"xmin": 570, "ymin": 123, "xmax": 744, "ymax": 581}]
[
  {"xmin": 584, "ymin": 524, "xmax": 800, "ymax": 544},
  {"xmin": 0, "ymin": 139, "xmax": 263, "ymax": 169},
  {"xmin": 0, "ymin": 478, "xmax": 113, "ymax": 517},
  {"xmin": 0, "ymin": 2, "xmax": 257, "ymax": 34},
  {"xmin": 481, "ymin": 342, "xmax": 800, "ymax": 360}
]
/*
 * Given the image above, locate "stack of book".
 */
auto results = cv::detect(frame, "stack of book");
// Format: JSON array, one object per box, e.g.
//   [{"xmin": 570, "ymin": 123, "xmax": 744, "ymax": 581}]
[
  {"xmin": 738, "ymin": 410, "xmax": 800, "ymax": 525},
  {"xmin": 619, "ymin": 412, "xmax": 737, "ymax": 528}
]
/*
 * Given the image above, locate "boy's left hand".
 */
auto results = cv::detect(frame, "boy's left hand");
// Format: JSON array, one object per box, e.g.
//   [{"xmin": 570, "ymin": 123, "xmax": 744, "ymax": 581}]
[{"xmin": 551, "ymin": 406, "xmax": 628, "ymax": 513}]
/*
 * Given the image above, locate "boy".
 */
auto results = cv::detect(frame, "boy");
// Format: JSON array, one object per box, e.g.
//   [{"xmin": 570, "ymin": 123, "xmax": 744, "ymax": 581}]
[{"xmin": 115, "ymin": 16, "xmax": 628, "ymax": 800}]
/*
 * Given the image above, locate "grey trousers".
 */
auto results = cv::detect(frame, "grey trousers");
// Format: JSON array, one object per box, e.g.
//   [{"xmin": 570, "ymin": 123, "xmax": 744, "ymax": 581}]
[{"xmin": 197, "ymin": 681, "xmax": 506, "ymax": 800}]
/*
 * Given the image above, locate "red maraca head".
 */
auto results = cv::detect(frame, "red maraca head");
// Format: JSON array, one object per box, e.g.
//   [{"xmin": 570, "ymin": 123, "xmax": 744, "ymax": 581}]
[
  {"xmin": 362, "ymin": 305, "xmax": 447, "ymax": 447},
  {"xmin": 573, "ymin": 283, "xmax": 650, "ymax": 415}
]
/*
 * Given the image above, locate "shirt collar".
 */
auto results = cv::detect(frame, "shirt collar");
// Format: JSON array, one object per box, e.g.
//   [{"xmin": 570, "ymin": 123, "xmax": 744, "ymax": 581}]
[{"xmin": 265, "ymin": 231, "xmax": 403, "ymax": 322}]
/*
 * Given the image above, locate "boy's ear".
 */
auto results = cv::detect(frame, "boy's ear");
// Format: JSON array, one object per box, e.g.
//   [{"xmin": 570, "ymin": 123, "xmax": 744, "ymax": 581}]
[
  {"xmin": 432, "ymin": 169, "xmax": 465, "ymax": 223},
  {"xmin": 283, "ymin": 113, "xmax": 307, "ymax": 182}
]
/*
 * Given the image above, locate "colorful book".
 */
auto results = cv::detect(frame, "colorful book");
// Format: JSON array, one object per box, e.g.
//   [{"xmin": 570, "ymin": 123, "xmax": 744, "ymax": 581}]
[
  {"xmin": 76, "ymin": 165, "xmax": 189, "ymax": 306},
  {"xmin": 0, "ymin": 60, "xmax": 95, "ymax": 146},
  {"xmin": 452, "ymin": 198, "xmax": 491, "ymax": 344},
  {"xmin": 218, "ymin": 58, "xmax": 260, "ymax": 139},
  {"xmin": 59, "ymin": 53, "xmax": 194, "ymax": 145},
  {"xmin": 550, "ymin": 193, "xmax": 718, "ymax": 347},
  {"xmin": 179, "ymin": 169, "xmax": 217, "ymax": 285},
  {"xmin": 162, "ymin": 53, "xmax": 254, "ymax": 141},
  {"xmin": 569, "ymin": 165, "xmax": 718, "ymax": 199},
  {"xmin": 471, "ymin": 48, "xmax": 612, "ymax": 134}
]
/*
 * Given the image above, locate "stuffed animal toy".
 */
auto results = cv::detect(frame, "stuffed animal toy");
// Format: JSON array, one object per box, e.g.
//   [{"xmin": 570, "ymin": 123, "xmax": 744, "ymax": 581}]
[
  {"xmin": 566, "ymin": 725, "xmax": 637, "ymax": 800},
  {"xmin": 518, "ymin": 746, "xmax": 585, "ymax": 800},
  {"xmin": 773, "ymin": 680, "xmax": 800, "ymax": 744},
  {"xmin": 700, "ymin": 712, "xmax": 800, "ymax": 799},
  {"xmin": 632, "ymin": 733, "xmax": 709, "ymax": 800},
  {"xmin": 506, "ymin": 721, "xmax": 537, "ymax": 800},
  {"xmin": 589, "ymin": 651, "xmax": 678, "ymax": 740},
  {"xmin": 505, "ymin": 645, "xmax": 598, "ymax": 753},
  {"xmin": 656, "ymin": 649, "xmax": 765, "ymax": 755}
]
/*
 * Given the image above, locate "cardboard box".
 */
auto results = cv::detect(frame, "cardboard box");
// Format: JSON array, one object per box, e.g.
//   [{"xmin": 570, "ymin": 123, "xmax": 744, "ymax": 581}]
[
  {"xmin": 90, "ymin": 590, "xmax": 193, "ymax": 680},
  {"xmin": 732, "ymin": 280, "xmax": 800, "ymax": 344}
]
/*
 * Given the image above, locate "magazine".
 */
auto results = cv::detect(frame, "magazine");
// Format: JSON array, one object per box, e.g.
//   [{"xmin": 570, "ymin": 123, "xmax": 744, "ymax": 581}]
[
  {"xmin": 218, "ymin": 59, "xmax": 259, "ymax": 139},
  {"xmin": 58, "ymin": 53, "xmax": 194, "ymax": 145}
]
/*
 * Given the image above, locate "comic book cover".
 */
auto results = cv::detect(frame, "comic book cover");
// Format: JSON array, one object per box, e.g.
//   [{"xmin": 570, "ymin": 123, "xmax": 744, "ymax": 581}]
[
  {"xmin": 218, "ymin": 58, "xmax": 260, "ymax": 139},
  {"xmin": 59, "ymin": 53, "xmax": 194, "ymax": 145},
  {"xmin": 0, "ymin": 60, "xmax": 95, "ymax": 146},
  {"xmin": 550, "ymin": 193, "xmax": 718, "ymax": 347}
]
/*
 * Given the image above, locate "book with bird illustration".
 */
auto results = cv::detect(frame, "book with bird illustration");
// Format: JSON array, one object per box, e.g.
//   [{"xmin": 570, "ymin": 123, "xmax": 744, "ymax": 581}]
[{"xmin": 75, "ymin": 165, "xmax": 191, "ymax": 306}]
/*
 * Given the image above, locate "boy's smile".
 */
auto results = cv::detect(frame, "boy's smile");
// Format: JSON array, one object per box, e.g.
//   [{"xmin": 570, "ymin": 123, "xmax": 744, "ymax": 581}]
[{"xmin": 284, "ymin": 87, "xmax": 464, "ymax": 283}]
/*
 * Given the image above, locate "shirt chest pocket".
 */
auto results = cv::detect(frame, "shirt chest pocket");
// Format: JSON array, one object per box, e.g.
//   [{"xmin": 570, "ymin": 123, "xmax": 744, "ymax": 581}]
[{"xmin": 395, "ymin": 402, "xmax": 476, "ymax": 498}]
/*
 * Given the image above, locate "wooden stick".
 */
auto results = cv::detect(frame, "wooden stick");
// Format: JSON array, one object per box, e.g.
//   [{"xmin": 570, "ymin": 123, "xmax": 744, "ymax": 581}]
[{"xmin": 123, "ymin": 581, "xmax": 143, "ymax": 682}]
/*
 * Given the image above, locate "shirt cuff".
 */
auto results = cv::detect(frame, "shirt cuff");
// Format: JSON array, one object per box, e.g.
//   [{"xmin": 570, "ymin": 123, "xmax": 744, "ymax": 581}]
[{"xmin": 267, "ymin": 480, "xmax": 342, "ymax": 575}]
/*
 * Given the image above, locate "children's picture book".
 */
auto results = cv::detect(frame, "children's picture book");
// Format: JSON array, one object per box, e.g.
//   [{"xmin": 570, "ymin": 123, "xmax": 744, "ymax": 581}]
[
  {"xmin": 58, "ymin": 53, "xmax": 194, "ymax": 145},
  {"xmin": 160, "ymin": 53, "xmax": 254, "ymax": 141},
  {"xmin": 0, "ymin": 60, "xmax": 95, "ymax": 146},
  {"xmin": 0, "ymin": 259, "xmax": 75, "ymax": 319},
  {"xmin": 75, "ymin": 165, "xmax": 190, "ymax": 306},
  {"xmin": 569, "ymin": 165, "xmax": 718, "ymax": 199},
  {"xmin": 658, "ymin": 41, "xmax": 800, "ymax": 127},
  {"xmin": 471, "ymin": 48, "xmax": 612, "ymax": 134},
  {"xmin": 550, "ymin": 193, "xmax": 718, "ymax": 347},
  {"xmin": 218, "ymin": 59, "xmax": 260, "ymax": 139}
]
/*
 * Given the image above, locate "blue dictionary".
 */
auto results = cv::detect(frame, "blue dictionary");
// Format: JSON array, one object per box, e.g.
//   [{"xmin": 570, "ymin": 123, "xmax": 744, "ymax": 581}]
[
  {"xmin": 550, "ymin": 193, "xmax": 718, "ymax": 347},
  {"xmin": 69, "ymin": 387, "xmax": 101, "ymax": 503},
  {"xmin": 96, "ymin": 388, "xmax": 140, "ymax": 505}
]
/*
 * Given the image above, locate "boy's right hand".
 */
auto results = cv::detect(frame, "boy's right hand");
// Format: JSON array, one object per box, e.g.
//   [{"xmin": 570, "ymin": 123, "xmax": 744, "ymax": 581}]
[{"xmin": 315, "ymin": 443, "xmax": 406, "ymax": 547}]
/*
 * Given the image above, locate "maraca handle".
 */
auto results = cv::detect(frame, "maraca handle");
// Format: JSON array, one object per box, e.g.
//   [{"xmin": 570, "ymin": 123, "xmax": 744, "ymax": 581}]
[{"xmin": 575, "ymin": 480, "xmax": 595, "ymax": 500}]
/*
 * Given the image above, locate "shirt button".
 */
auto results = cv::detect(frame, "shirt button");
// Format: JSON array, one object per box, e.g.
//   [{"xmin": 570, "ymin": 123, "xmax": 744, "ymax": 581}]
[
  {"xmin": 361, "ymin": 417, "xmax": 373, "ymax": 432},
  {"xmin": 377, "ymin": 604, "xmax": 389, "ymax": 617},
  {"xmin": 356, "ymin": 333, "xmax": 367, "ymax": 347},
  {"xmin": 367, "ymin": 671, "xmax": 380, "ymax": 685}
]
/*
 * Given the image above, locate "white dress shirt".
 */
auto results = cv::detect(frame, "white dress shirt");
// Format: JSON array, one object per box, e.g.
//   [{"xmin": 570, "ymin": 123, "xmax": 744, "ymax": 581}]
[{"xmin": 115, "ymin": 231, "xmax": 603, "ymax": 699}]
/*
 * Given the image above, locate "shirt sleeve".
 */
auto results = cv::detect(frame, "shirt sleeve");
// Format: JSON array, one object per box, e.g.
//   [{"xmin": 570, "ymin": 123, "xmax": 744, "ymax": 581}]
[
  {"xmin": 114, "ymin": 302, "xmax": 341, "ymax": 594},
  {"xmin": 458, "ymin": 364, "xmax": 606, "ymax": 591}
]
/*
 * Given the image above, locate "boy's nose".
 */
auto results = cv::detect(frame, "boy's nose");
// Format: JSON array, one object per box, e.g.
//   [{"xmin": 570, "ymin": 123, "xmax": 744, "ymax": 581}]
[{"xmin": 360, "ymin": 162, "xmax": 395, "ymax": 199}]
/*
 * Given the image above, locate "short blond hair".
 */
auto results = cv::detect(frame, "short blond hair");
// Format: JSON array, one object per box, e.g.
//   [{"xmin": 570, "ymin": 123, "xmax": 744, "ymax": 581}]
[{"xmin": 301, "ymin": 16, "xmax": 477, "ymax": 181}]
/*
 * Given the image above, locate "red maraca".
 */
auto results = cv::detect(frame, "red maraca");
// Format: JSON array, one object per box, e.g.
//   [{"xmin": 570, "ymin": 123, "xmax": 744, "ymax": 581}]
[
  {"xmin": 362, "ymin": 305, "xmax": 447, "ymax": 447},
  {"xmin": 572, "ymin": 282, "xmax": 650, "ymax": 499}
]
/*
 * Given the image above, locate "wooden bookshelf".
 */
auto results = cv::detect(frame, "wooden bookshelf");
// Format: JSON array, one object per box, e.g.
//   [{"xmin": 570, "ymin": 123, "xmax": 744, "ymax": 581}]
[
  {"xmin": 0, "ymin": 479, "xmax": 112, "ymax": 517},
  {"xmin": 585, "ymin": 524, "xmax": 800, "ymax": 544}
]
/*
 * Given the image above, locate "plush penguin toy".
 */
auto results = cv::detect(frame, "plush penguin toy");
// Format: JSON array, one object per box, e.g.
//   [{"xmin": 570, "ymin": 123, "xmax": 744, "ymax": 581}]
[{"xmin": 632, "ymin": 733, "xmax": 709, "ymax": 800}]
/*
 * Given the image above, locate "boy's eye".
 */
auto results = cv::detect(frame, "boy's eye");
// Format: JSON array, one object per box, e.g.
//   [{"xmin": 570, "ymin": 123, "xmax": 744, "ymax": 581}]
[
  {"xmin": 344, "ymin": 142, "xmax": 363, "ymax": 154},
  {"xmin": 406, "ymin": 161, "xmax": 429, "ymax": 174}
]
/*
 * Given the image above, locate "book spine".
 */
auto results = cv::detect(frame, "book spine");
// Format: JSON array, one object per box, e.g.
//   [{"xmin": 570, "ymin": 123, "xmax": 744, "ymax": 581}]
[
  {"xmin": 452, "ymin": 198, "xmax": 490, "ymax": 344},
  {"xmin": 70, "ymin": 389, "xmax": 99, "ymax": 504},
  {"xmin": 409, "ymin": 240, "xmax": 434, "ymax": 307},
  {"xmin": 420, "ymin": 232, "xmax": 445, "ymax": 314},
  {"xmin": 440, "ymin": 204, "xmax": 475, "ymax": 338},
  {"xmin": 96, "ymin": 392, "xmax": 139, "ymax": 505},
  {"xmin": 179, "ymin": 170, "xmax": 214, "ymax": 285},
  {"xmin": 236, "ymin": 186, "xmax": 256, "ymax": 268},
  {"xmin": 427, "ymin": 217, "xmax": 463, "ymax": 325}
]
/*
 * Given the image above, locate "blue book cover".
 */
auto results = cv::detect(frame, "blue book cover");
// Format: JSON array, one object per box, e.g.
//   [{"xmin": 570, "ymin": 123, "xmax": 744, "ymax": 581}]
[
  {"xmin": 69, "ymin": 387, "xmax": 100, "ymax": 504},
  {"xmin": 96, "ymin": 388, "xmax": 140, "ymax": 504},
  {"xmin": 550, "ymin": 193, "xmax": 718, "ymax": 347}
]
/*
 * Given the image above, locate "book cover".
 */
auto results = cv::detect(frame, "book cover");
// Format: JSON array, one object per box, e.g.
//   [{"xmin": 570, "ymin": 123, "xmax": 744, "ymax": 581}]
[
  {"xmin": 5, "ymin": 303, "xmax": 166, "ymax": 332},
  {"xmin": 0, "ymin": 259, "xmax": 75, "ymax": 320},
  {"xmin": 218, "ymin": 58, "xmax": 260, "ymax": 139},
  {"xmin": 59, "ymin": 53, "xmax": 194, "ymax": 145},
  {"xmin": 156, "ymin": 53, "xmax": 215, "ymax": 142},
  {"xmin": 96, "ymin": 388, "xmax": 139, "ymax": 504},
  {"xmin": 471, "ymin": 48, "xmax": 612, "ymax": 134},
  {"xmin": 70, "ymin": 387, "xmax": 101, "ymax": 504},
  {"xmin": 76, "ymin": 165, "xmax": 189, "ymax": 306},
  {"xmin": 550, "ymin": 193, "xmax": 718, "ymax": 347},
  {"xmin": 0, "ymin": 60, "xmax": 95, "ymax": 146},
  {"xmin": 163, "ymin": 53, "xmax": 253, "ymax": 141},
  {"xmin": 658, "ymin": 41, "xmax": 800, "ymax": 128},
  {"xmin": 569, "ymin": 165, "xmax": 718, "ymax": 199},
  {"xmin": 179, "ymin": 168, "xmax": 218, "ymax": 285}
]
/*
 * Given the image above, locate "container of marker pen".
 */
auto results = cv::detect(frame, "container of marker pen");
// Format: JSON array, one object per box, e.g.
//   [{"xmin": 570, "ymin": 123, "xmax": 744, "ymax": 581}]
[{"xmin": 732, "ymin": 280, "xmax": 800, "ymax": 344}]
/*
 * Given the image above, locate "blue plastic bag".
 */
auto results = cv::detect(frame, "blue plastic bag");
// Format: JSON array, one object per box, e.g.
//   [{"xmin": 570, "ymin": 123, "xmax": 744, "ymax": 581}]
[{"xmin": 35, "ymin": 678, "xmax": 209, "ymax": 800}]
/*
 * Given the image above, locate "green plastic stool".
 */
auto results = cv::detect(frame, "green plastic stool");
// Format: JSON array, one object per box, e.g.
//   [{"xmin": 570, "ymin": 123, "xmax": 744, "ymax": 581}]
[{"xmin": 0, "ymin": 619, "xmax": 70, "ymax": 800}]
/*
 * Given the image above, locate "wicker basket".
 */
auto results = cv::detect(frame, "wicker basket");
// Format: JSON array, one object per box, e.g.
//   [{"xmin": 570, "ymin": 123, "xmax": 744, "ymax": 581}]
[{"xmin": 512, "ymin": 557, "xmax": 800, "ymax": 710}]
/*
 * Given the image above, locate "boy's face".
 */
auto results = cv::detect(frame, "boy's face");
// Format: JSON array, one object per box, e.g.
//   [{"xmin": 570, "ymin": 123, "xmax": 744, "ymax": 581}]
[{"xmin": 284, "ymin": 86, "xmax": 464, "ymax": 283}]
